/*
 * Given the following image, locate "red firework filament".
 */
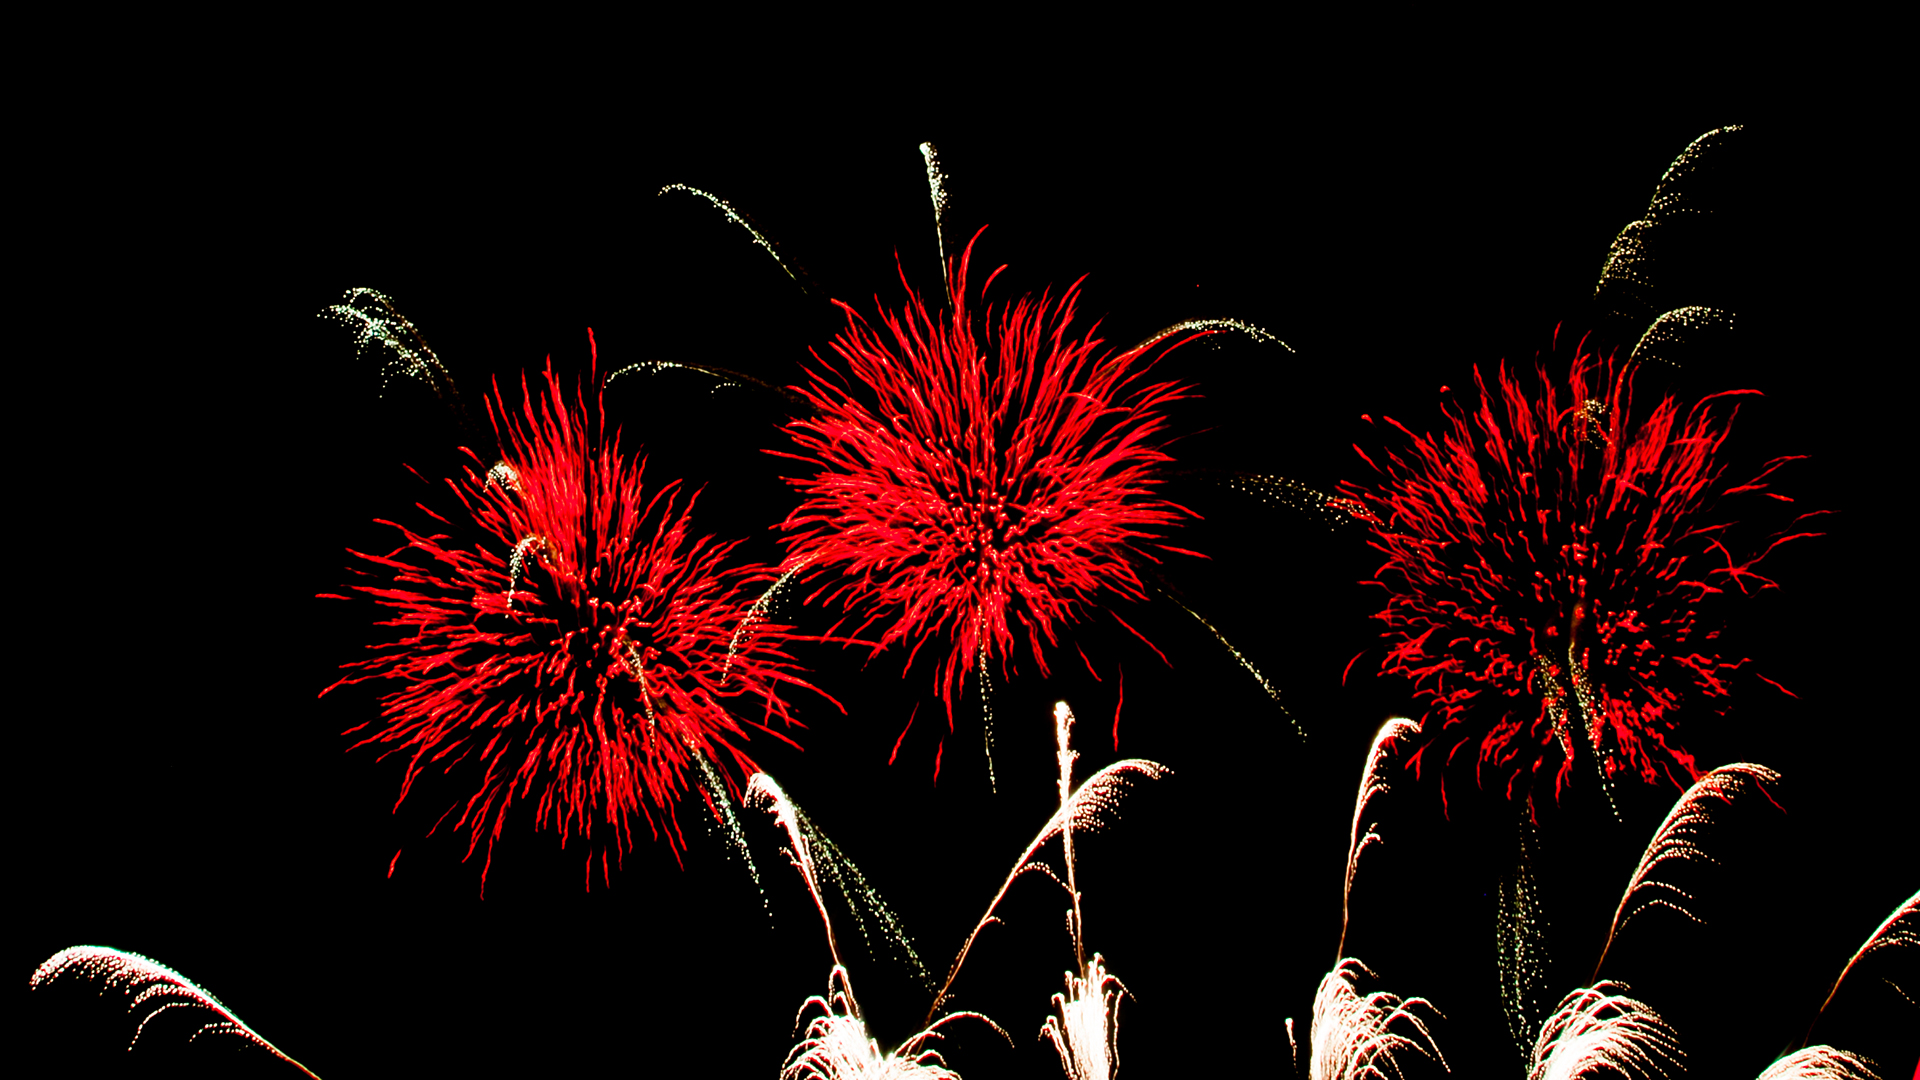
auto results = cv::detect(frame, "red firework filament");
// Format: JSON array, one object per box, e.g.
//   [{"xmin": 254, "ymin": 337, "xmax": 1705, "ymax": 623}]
[
  {"xmin": 323, "ymin": 336, "xmax": 818, "ymax": 889},
  {"xmin": 1339, "ymin": 336, "xmax": 1819, "ymax": 809},
  {"xmin": 776, "ymin": 232, "xmax": 1200, "ymax": 736}
]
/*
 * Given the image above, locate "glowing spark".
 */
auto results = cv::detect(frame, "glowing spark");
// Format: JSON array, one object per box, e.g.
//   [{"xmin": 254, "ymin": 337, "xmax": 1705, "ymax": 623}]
[
  {"xmin": 1130, "ymin": 317, "xmax": 1293, "ymax": 354},
  {"xmin": 978, "ymin": 632, "xmax": 996, "ymax": 792},
  {"xmin": 1756, "ymin": 1047, "xmax": 1883, "ymax": 1080},
  {"xmin": 1595, "ymin": 125, "xmax": 1744, "ymax": 313},
  {"xmin": 321, "ymin": 286, "xmax": 457, "ymax": 400},
  {"xmin": 604, "ymin": 358, "xmax": 803, "ymax": 405},
  {"xmin": 919, "ymin": 141, "xmax": 950, "ymax": 285},
  {"xmin": 1309, "ymin": 958, "xmax": 1448, "ymax": 1079},
  {"xmin": 1158, "ymin": 587, "xmax": 1301, "ymax": 737},
  {"xmin": 1216, "ymin": 472, "xmax": 1352, "ymax": 533},
  {"xmin": 1629, "ymin": 306, "xmax": 1735, "ymax": 369},
  {"xmin": 691, "ymin": 748, "xmax": 765, "ymax": 910},
  {"xmin": 1528, "ymin": 983, "xmax": 1682, "ymax": 1080},
  {"xmin": 1341, "ymin": 719, "xmax": 1418, "ymax": 958},
  {"xmin": 658, "ymin": 183, "xmax": 804, "ymax": 290},
  {"xmin": 30, "ymin": 946, "xmax": 321, "ymax": 1077},
  {"xmin": 1593, "ymin": 763, "xmax": 1782, "ymax": 980},
  {"xmin": 1497, "ymin": 814, "xmax": 1551, "ymax": 1066}
]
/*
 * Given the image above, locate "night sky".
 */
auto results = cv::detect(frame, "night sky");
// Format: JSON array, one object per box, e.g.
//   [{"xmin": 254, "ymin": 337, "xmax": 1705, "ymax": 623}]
[{"xmin": 20, "ymin": 84, "xmax": 1909, "ymax": 1077}]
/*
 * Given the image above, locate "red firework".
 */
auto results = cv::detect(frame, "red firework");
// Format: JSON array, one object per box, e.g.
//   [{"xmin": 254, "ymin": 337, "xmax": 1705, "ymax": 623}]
[
  {"xmin": 1339, "ymin": 334, "xmax": 1819, "ymax": 810},
  {"xmin": 323, "ymin": 336, "xmax": 818, "ymax": 889},
  {"xmin": 776, "ymin": 232, "xmax": 1200, "ymax": 743}
]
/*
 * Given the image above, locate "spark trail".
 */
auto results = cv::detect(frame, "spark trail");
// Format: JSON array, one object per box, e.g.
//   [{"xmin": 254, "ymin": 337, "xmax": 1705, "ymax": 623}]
[{"xmin": 30, "ymin": 946, "xmax": 322, "ymax": 1077}]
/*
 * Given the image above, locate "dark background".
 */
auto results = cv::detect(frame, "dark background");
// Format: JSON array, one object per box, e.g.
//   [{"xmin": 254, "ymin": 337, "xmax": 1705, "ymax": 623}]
[{"xmin": 19, "ymin": 74, "xmax": 1910, "ymax": 1077}]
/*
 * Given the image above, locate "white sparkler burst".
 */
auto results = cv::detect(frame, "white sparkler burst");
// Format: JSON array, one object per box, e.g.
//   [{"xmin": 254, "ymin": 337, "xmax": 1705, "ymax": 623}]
[
  {"xmin": 782, "ymin": 965, "xmax": 1002, "ymax": 1080},
  {"xmin": 1309, "ymin": 958, "xmax": 1448, "ymax": 1080},
  {"xmin": 1038, "ymin": 701, "xmax": 1125, "ymax": 1080},
  {"xmin": 925, "ymin": 711, "xmax": 1167, "ymax": 1028},
  {"xmin": 1041, "ymin": 953, "xmax": 1126, "ymax": 1080},
  {"xmin": 1340, "ymin": 718, "xmax": 1418, "ymax": 958},
  {"xmin": 1528, "ymin": 983, "xmax": 1682, "ymax": 1080},
  {"xmin": 30, "ymin": 946, "xmax": 321, "ymax": 1077},
  {"xmin": 1755, "ymin": 1046, "xmax": 1882, "ymax": 1080},
  {"xmin": 1592, "ymin": 763, "xmax": 1781, "ymax": 980}
]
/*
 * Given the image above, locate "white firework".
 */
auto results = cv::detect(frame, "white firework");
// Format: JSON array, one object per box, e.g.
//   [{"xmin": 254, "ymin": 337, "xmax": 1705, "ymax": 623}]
[
  {"xmin": 1528, "ymin": 983, "xmax": 1683, "ymax": 1080},
  {"xmin": 1309, "ymin": 958, "xmax": 1448, "ymax": 1079},
  {"xmin": 1755, "ymin": 1046, "xmax": 1881, "ymax": 1080},
  {"xmin": 30, "ymin": 945, "xmax": 320, "ymax": 1077}
]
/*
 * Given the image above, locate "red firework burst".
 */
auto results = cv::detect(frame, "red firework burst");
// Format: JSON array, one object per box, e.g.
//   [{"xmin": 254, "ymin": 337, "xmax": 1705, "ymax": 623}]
[
  {"xmin": 322, "ymin": 335, "xmax": 818, "ymax": 889},
  {"xmin": 1339, "ymin": 334, "xmax": 1819, "ymax": 810},
  {"xmin": 776, "ymin": 232, "xmax": 1200, "ymax": 744}
]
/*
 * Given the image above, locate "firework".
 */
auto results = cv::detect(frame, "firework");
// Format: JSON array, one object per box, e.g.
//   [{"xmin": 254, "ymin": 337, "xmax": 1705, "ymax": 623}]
[
  {"xmin": 30, "ymin": 946, "xmax": 320, "ymax": 1077},
  {"xmin": 1801, "ymin": 889, "xmax": 1919, "ymax": 1051},
  {"xmin": 744, "ymin": 772, "xmax": 927, "ymax": 982},
  {"xmin": 782, "ymin": 965, "xmax": 999, "ymax": 1080},
  {"xmin": 1339, "ymin": 719, "xmax": 1419, "ymax": 957},
  {"xmin": 1591, "ymin": 763, "xmax": 1782, "ymax": 980},
  {"xmin": 322, "ymin": 340, "xmax": 822, "ymax": 891},
  {"xmin": 1755, "ymin": 1047, "xmax": 1883, "ymax": 1080},
  {"xmin": 926, "ymin": 710, "xmax": 1166, "ymax": 1028},
  {"xmin": 774, "ymin": 229, "xmax": 1203, "ymax": 773},
  {"xmin": 1038, "ymin": 701, "xmax": 1126, "ymax": 1080},
  {"xmin": 746, "ymin": 775, "xmax": 999, "ymax": 1078},
  {"xmin": 1341, "ymin": 340, "xmax": 1818, "ymax": 811},
  {"xmin": 1307, "ymin": 958, "xmax": 1448, "ymax": 1080},
  {"xmin": 1594, "ymin": 125, "xmax": 1745, "ymax": 367},
  {"xmin": 1528, "ymin": 983, "xmax": 1683, "ymax": 1080}
]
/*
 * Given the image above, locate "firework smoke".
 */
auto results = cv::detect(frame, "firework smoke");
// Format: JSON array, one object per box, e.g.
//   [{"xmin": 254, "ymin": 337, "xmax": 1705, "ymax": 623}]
[
  {"xmin": 30, "ymin": 946, "xmax": 320, "ymax": 1077},
  {"xmin": 323, "ymin": 340, "xmax": 822, "ymax": 890}
]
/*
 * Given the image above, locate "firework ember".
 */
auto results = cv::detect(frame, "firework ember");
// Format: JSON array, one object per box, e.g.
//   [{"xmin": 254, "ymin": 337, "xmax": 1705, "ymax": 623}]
[
  {"xmin": 775, "ymin": 231, "xmax": 1202, "ymax": 763},
  {"xmin": 322, "ymin": 338, "xmax": 821, "ymax": 891},
  {"xmin": 1341, "ymin": 338, "xmax": 1818, "ymax": 809}
]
